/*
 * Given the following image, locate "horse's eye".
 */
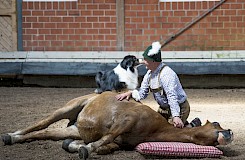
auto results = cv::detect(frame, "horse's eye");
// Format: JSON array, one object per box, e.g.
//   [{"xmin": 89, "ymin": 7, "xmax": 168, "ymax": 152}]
[{"xmin": 212, "ymin": 122, "xmax": 220, "ymax": 126}]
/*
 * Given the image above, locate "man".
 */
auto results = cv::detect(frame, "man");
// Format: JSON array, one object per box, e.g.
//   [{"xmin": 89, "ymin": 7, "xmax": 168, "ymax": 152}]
[{"xmin": 116, "ymin": 41, "xmax": 201, "ymax": 128}]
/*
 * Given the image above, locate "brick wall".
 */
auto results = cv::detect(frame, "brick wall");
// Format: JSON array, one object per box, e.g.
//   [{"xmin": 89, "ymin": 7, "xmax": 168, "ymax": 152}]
[
  {"xmin": 22, "ymin": 0, "xmax": 245, "ymax": 51},
  {"xmin": 22, "ymin": 0, "xmax": 117, "ymax": 51}
]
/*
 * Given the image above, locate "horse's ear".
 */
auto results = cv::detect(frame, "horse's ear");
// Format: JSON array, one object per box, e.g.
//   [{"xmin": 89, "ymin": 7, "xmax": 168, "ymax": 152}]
[{"xmin": 204, "ymin": 120, "xmax": 211, "ymax": 125}]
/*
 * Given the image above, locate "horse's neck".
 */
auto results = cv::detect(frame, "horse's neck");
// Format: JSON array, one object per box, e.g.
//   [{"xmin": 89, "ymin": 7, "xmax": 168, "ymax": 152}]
[{"xmin": 154, "ymin": 126, "xmax": 196, "ymax": 143}]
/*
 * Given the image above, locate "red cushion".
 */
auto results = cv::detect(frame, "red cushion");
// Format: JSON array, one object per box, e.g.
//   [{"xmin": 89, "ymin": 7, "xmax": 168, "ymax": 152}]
[{"xmin": 135, "ymin": 142, "xmax": 223, "ymax": 158}]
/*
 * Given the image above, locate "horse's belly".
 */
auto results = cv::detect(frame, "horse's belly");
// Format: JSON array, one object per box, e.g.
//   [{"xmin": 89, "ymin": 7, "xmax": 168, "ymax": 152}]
[
  {"xmin": 120, "ymin": 133, "xmax": 146, "ymax": 147},
  {"xmin": 76, "ymin": 110, "xmax": 113, "ymax": 144},
  {"xmin": 76, "ymin": 91, "xmax": 139, "ymax": 144}
]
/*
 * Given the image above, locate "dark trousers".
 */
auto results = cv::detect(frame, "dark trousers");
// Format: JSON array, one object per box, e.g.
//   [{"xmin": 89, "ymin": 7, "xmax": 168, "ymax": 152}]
[{"xmin": 158, "ymin": 100, "xmax": 190, "ymax": 125}]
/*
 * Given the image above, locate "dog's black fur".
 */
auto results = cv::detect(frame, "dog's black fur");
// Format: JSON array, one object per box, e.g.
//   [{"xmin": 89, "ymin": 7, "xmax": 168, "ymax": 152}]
[{"xmin": 95, "ymin": 55, "xmax": 140, "ymax": 94}]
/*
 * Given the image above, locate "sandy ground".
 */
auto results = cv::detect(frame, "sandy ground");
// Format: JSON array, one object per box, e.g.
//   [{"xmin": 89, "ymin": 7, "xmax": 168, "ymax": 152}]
[{"xmin": 0, "ymin": 87, "xmax": 245, "ymax": 160}]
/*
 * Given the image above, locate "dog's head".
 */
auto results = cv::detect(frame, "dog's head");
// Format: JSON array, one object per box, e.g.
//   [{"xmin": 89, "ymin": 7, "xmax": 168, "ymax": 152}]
[{"xmin": 120, "ymin": 55, "xmax": 140, "ymax": 73}]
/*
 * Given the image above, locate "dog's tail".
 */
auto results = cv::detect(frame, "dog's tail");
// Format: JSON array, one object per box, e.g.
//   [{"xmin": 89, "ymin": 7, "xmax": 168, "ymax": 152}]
[
  {"xmin": 95, "ymin": 72, "xmax": 104, "ymax": 85},
  {"xmin": 94, "ymin": 71, "xmax": 104, "ymax": 93}
]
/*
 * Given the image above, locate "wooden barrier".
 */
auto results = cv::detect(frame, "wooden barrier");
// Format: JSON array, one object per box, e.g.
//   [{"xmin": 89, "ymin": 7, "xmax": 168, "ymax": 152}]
[
  {"xmin": 0, "ymin": 0, "xmax": 17, "ymax": 51},
  {"xmin": 0, "ymin": 51, "xmax": 244, "ymax": 76}
]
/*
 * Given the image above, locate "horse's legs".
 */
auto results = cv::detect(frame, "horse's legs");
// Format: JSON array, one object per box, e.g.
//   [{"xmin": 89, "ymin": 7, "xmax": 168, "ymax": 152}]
[
  {"xmin": 79, "ymin": 112, "xmax": 137, "ymax": 158},
  {"xmin": 77, "ymin": 142, "xmax": 120, "ymax": 159},
  {"xmin": 62, "ymin": 139, "xmax": 86, "ymax": 153},
  {"xmin": 2, "ymin": 125, "xmax": 81, "ymax": 145},
  {"xmin": 95, "ymin": 142, "xmax": 120, "ymax": 155},
  {"xmin": 9, "ymin": 95, "xmax": 95, "ymax": 136},
  {"xmin": 62, "ymin": 139, "xmax": 120, "ymax": 155}
]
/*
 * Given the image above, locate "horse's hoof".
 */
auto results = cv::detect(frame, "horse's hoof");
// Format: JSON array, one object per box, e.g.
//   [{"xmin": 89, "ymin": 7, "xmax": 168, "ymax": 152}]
[
  {"xmin": 78, "ymin": 146, "xmax": 89, "ymax": 160},
  {"xmin": 62, "ymin": 139, "xmax": 74, "ymax": 153},
  {"xmin": 1, "ymin": 134, "xmax": 13, "ymax": 145}
]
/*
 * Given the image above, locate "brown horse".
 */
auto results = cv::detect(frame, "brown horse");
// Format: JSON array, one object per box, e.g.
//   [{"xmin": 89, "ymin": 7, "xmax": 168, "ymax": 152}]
[{"xmin": 1, "ymin": 91, "xmax": 233, "ymax": 159}]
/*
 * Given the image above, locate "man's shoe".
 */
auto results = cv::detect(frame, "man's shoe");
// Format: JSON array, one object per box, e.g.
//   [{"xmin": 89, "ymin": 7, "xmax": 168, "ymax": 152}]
[{"xmin": 190, "ymin": 117, "xmax": 202, "ymax": 127}]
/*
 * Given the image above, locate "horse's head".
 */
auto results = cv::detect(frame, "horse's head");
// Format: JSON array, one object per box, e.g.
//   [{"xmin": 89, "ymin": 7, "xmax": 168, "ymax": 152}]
[{"xmin": 193, "ymin": 120, "xmax": 233, "ymax": 146}]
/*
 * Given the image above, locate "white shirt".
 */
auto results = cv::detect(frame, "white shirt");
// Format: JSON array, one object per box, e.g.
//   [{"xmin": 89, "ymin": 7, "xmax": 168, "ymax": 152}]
[{"xmin": 135, "ymin": 62, "xmax": 187, "ymax": 117}]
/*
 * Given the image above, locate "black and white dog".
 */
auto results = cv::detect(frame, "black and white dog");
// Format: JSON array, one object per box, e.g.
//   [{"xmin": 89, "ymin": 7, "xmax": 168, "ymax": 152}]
[{"xmin": 95, "ymin": 55, "xmax": 141, "ymax": 93}]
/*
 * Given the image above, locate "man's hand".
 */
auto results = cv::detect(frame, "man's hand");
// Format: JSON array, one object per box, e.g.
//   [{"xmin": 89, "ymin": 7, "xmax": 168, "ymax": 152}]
[
  {"xmin": 115, "ymin": 91, "xmax": 132, "ymax": 101},
  {"xmin": 173, "ymin": 116, "xmax": 184, "ymax": 128}
]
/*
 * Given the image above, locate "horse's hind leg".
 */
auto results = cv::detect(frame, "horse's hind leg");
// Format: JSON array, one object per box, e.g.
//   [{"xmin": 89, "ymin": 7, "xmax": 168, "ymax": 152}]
[
  {"xmin": 95, "ymin": 142, "xmax": 120, "ymax": 155},
  {"xmin": 79, "ymin": 112, "xmax": 137, "ymax": 159},
  {"xmin": 8, "ymin": 94, "xmax": 97, "ymax": 136},
  {"xmin": 62, "ymin": 139, "xmax": 86, "ymax": 153},
  {"xmin": 2, "ymin": 125, "xmax": 81, "ymax": 145},
  {"xmin": 62, "ymin": 140, "xmax": 120, "ymax": 155}
]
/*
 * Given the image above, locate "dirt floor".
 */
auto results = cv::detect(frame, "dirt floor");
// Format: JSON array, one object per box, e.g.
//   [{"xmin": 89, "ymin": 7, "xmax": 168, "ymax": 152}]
[{"xmin": 0, "ymin": 87, "xmax": 244, "ymax": 160}]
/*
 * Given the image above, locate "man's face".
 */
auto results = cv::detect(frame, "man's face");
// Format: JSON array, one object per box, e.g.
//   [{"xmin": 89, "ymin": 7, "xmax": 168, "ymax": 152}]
[
  {"xmin": 143, "ymin": 59, "xmax": 153, "ymax": 69},
  {"xmin": 143, "ymin": 58, "xmax": 160, "ymax": 71}
]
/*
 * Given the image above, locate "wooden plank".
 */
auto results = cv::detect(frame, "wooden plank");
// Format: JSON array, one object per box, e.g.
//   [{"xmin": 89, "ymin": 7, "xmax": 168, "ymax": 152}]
[
  {"xmin": 0, "ymin": 9, "xmax": 14, "ymax": 15},
  {"xmin": 0, "ymin": 51, "xmax": 244, "ymax": 62},
  {"xmin": 163, "ymin": 51, "xmax": 212, "ymax": 59},
  {"xmin": 168, "ymin": 61, "xmax": 245, "ymax": 75},
  {"xmin": 0, "ymin": 19, "xmax": 11, "ymax": 52},
  {"xmin": 24, "ymin": 59, "xmax": 125, "ymax": 63},
  {"xmin": 19, "ymin": 61, "xmax": 245, "ymax": 75},
  {"xmin": 116, "ymin": 0, "xmax": 125, "ymax": 51},
  {"xmin": 0, "ymin": 17, "xmax": 12, "ymax": 34},
  {"xmin": 162, "ymin": 51, "xmax": 245, "ymax": 59},
  {"xmin": 22, "ymin": 62, "xmax": 118, "ymax": 75},
  {"xmin": 0, "ymin": 62, "xmax": 22, "ymax": 74},
  {"xmin": 211, "ymin": 51, "xmax": 245, "ymax": 59},
  {"xmin": 0, "ymin": 59, "xmax": 25, "ymax": 62},
  {"xmin": 17, "ymin": 0, "xmax": 23, "ymax": 51},
  {"xmin": 0, "ymin": 43, "xmax": 9, "ymax": 52},
  {"xmin": 24, "ymin": 51, "xmax": 206, "ymax": 59},
  {"xmin": 0, "ymin": 0, "xmax": 17, "ymax": 51},
  {"xmin": 3, "ymin": 58, "xmax": 239, "ymax": 63},
  {"xmin": 25, "ymin": 50, "xmax": 245, "ymax": 60},
  {"xmin": 0, "ymin": 0, "xmax": 11, "ymax": 8},
  {"xmin": 0, "ymin": 34, "xmax": 12, "ymax": 51},
  {"xmin": 11, "ymin": 0, "xmax": 17, "ymax": 51},
  {"xmin": 163, "ymin": 59, "xmax": 244, "ymax": 62},
  {"xmin": 0, "ymin": 51, "xmax": 26, "ymax": 58},
  {"xmin": 0, "ymin": 43, "xmax": 6, "ymax": 52}
]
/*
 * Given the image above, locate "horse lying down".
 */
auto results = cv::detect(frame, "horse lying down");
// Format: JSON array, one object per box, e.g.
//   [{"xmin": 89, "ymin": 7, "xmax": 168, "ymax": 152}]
[{"xmin": 1, "ymin": 91, "xmax": 233, "ymax": 159}]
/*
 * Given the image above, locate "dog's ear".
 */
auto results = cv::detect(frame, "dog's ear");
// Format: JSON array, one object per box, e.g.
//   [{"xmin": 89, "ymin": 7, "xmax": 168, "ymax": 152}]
[
  {"xmin": 121, "ymin": 56, "xmax": 134, "ymax": 69},
  {"xmin": 120, "ymin": 56, "xmax": 137, "ymax": 72},
  {"xmin": 120, "ymin": 58, "xmax": 128, "ymax": 70},
  {"xmin": 126, "ymin": 60, "xmax": 134, "ymax": 68},
  {"xmin": 127, "ymin": 61, "xmax": 135, "ymax": 73}
]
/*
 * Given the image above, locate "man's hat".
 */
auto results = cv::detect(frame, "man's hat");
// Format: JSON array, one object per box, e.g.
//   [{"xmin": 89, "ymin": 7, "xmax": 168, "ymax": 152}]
[{"xmin": 142, "ymin": 41, "xmax": 162, "ymax": 62}]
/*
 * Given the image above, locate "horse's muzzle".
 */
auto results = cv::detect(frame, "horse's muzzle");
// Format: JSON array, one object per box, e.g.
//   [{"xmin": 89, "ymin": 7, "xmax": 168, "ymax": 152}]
[{"xmin": 217, "ymin": 129, "xmax": 233, "ymax": 145}]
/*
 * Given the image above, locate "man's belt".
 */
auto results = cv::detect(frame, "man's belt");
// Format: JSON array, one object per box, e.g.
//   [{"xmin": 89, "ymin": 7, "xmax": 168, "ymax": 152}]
[{"xmin": 150, "ymin": 87, "xmax": 162, "ymax": 93}]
